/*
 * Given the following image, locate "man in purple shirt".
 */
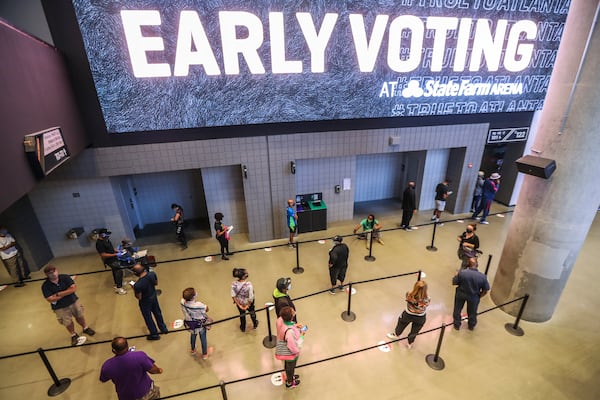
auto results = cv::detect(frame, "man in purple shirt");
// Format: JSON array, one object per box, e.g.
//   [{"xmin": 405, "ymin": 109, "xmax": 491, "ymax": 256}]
[{"xmin": 100, "ymin": 336, "xmax": 163, "ymax": 400}]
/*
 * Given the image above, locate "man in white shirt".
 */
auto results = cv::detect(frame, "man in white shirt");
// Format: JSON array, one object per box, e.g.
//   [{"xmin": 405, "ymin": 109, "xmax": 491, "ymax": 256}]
[{"xmin": 0, "ymin": 227, "xmax": 28, "ymax": 284}]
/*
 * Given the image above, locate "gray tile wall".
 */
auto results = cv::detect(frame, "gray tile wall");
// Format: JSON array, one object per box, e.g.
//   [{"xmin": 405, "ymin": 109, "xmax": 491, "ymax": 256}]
[{"xmin": 30, "ymin": 124, "xmax": 488, "ymax": 256}]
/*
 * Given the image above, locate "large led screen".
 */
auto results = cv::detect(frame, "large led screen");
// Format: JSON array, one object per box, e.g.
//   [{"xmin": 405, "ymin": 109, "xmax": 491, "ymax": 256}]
[{"xmin": 71, "ymin": 0, "xmax": 570, "ymax": 133}]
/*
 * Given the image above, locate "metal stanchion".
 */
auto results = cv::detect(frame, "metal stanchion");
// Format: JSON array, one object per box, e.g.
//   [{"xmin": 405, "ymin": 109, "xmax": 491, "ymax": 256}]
[
  {"xmin": 37, "ymin": 348, "xmax": 71, "ymax": 396},
  {"xmin": 341, "ymin": 283, "xmax": 356, "ymax": 322},
  {"xmin": 219, "ymin": 380, "xmax": 228, "ymax": 400},
  {"xmin": 364, "ymin": 231, "xmax": 376, "ymax": 262},
  {"xmin": 425, "ymin": 325, "xmax": 446, "ymax": 370},
  {"xmin": 484, "ymin": 254, "xmax": 492, "ymax": 276},
  {"xmin": 505, "ymin": 294, "xmax": 529, "ymax": 336},
  {"xmin": 426, "ymin": 222, "xmax": 439, "ymax": 252},
  {"xmin": 292, "ymin": 242, "xmax": 304, "ymax": 274},
  {"xmin": 262, "ymin": 302, "xmax": 277, "ymax": 348},
  {"xmin": 417, "ymin": 270, "xmax": 423, "ymax": 281}
]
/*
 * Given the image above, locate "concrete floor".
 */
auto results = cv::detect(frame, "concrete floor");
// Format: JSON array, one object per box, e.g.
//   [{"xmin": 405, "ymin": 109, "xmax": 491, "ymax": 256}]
[{"xmin": 0, "ymin": 203, "xmax": 599, "ymax": 400}]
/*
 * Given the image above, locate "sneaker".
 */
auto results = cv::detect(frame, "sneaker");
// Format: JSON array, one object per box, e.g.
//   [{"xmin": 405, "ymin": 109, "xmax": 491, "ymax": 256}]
[
  {"xmin": 286, "ymin": 379, "xmax": 301, "ymax": 388},
  {"xmin": 202, "ymin": 354, "xmax": 209, "ymax": 360},
  {"xmin": 288, "ymin": 243, "xmax": 296, "ymax": 248},
  {"xmin": 404, "ymin": 227, "xmax": 412, "ymax": 231},
  {"xmin": 253, "ymin": 320, "xmax": 259, "ymax": 329},
  {"xmin": 83, "ymin": 327, "xmax": 96, "ymax": 336},
  {"xmin": 406, "ymin": 342, "xmax": 413, "ymax": 349},
  {"xmin": 386, "ymin": 332, "xmax": 398, "ymax": 340},
  {"xmin": 329, "ymin": 288, "xmax": 336, "ymax": 295},
  {"xmin": 480, "ymin": 221, "xmax": 489, "ymax": 225},
  {"xmin": 434, "ymin": 218, "xmax": 440, "ymax": 223},
  {"xmin": 376, "ymin": 238, "xmax": 384, "ymax": 245},
  {"xmin": 431, "ymin": 216, "xmax": 437, "ymax": 221},
  {"xmin": 146, "ymin": 334, "xmax": 161, "ymax": 341},
  {"xmin": 115, "ymin": 288, "xmax": 127, "ymax": 295},
  {"xmin": 226, "ymin": 252, "xmax": 234, "ymax": 256},
  {"xmin": 474, "ymin": 217, "xmax": 481, "ymax": 220},
  {"xmin": 221, "ymin": 255, "xmax": 230, "ymax": 260},
  {"xmin": 71, "ymin": 334, "xmax": 80, "ymax": 346}
]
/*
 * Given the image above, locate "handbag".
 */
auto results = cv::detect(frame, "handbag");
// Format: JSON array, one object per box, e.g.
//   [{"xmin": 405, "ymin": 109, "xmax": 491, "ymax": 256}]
[
  {"xmin": 184, "ymin": 315, "xmax": 213, "ymax": 330},
  {"xmin": 275, "ymin": 328, "xmax": 294, "ymax": 360}
]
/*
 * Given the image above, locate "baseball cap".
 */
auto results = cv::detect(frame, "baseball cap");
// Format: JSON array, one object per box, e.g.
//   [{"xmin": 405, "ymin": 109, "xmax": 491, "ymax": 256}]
[{"xmin": 98, "ymin": 228, "xmax": 112, "ymax": 237}]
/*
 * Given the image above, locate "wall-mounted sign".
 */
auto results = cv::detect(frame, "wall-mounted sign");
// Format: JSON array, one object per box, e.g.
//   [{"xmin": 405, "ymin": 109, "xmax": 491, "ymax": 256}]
[
  {"xmin": 23, "ymin": 127, "xmax": 70, "ymax": 177},
  {"xmin": 487, "ymin": 127, "xmax": 530, "ymax": 143},
  {"xmin": 69, "ymin": 0, "xmax": 570, "ymax": 133}
]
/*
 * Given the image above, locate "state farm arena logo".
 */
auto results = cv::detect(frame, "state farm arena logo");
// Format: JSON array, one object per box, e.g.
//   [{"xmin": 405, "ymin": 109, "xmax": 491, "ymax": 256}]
[{"xmin": 400, "ymin": 79, "xmax": 523, "ymax": 98}]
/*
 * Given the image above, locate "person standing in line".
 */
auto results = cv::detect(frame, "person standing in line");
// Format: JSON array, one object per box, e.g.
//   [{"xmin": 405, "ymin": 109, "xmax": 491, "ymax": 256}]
[
  {"xmin": 275, "ymin": 306, "xmax": 306, "ymax": 389},
  {"xmin": 286, "ymin": 199, "xmax": 298, "ymax": 248},
  {"xmin": 131, "ymin": 263, "xmax": 168, "ymax": 340},
  {"xmin": 231, "ymin": 267, "xmax": 259, "ymax": 332},
  {"xmin": 100, "ymin": 336, "xmax": 163, "ymax": 400},
  {"xmin": 470, "ymin": 171, "xmax": 485, "ymax": 212},
  {"xmin": 96, "ymin": 228, "xmax": 127, "ymax": 295},
  {"xmin": 273, "ymin": 277, "xmax": 297, "ymax": 322},
  {"xmin": 214, "ymin": 212, "xmax": 232, "ymax": 260},
  {"xmin": 400, "ymin": 182, "xmax": 417, "ymax": 231},
  {"xmin": 386, "ymin": 280, "xmax": 430, "ymax": 348},
  {"xmin": 432, "ymin": 179, "xmax": 452, "ymax": 223},
  {"xmin": 472, "ymin": 172, "xmax": 501, "ymax": 224},
  {"xmin": 170, "ymin": 203, "xmax": 187, "ymax": 250},
  {"xmin": 328, "ymin": 235, "xmax": 350, "ymax": 294},
  {"xmin": 452, "ymin": 258, "xmax": 490, "ymax": 330},
  {"xmin": 457, "ymin": 224, "xmax": 480, "ymax": 269},
  {"xmin": 0, "ymin": 227, "xmax": 29, "ymax": 284},
  {"xmin": 41, "ymin": 265, "xmax": 95, "ymax": 346},
  {"xmin": 181, "ymin": 287, "xmax": 210, "ymax": 359}
]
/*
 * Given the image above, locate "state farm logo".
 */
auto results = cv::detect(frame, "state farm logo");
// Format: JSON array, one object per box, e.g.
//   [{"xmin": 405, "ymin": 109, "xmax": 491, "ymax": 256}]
[{"xmin": 399, "ymin": 79, "xmax": 523, "ymax": 98}]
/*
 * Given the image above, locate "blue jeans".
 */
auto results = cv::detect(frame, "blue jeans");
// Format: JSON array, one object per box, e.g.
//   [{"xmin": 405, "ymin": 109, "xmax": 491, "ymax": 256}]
[
  {"xmin": 139, "ymin": 297, "xmax": 167, "ymax": 335},
  {"xmin": 190, "ymin": 328, "xmax": 207, "ymax": 354}
]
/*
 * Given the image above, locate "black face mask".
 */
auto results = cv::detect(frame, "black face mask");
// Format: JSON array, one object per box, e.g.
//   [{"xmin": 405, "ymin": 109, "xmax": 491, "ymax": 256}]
[{"xmin": 466, "ymin": 229, "xmax": 473, "ymax": 233}]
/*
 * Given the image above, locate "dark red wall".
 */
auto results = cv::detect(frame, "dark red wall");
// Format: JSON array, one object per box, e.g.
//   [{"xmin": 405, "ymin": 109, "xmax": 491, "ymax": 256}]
[{"xmin": 0, "ymin": 20, "xmax": 90, "ymax": 213}]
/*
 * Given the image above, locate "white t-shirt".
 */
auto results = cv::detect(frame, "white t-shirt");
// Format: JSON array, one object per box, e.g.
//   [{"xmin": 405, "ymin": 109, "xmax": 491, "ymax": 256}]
[
  {"xmin": 231, "ymin": 280, "xmax": 255, "ymax": 306},
  {"xmin": 0, "ymin": 233, "xmax": 17, "ymax": 260}
]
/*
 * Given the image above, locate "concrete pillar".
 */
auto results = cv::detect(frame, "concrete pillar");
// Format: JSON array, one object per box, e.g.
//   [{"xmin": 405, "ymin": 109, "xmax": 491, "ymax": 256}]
[{"xmin": 491, "ymin": 1, "xmax": 600, "ymax": 322}]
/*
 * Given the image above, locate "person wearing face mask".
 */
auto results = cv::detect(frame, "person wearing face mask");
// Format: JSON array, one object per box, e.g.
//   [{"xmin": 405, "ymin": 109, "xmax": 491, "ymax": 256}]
[
  {"xmin": 471, "ymin": 172, "xmax": 501, "ymax": 224},
  {"xmin": 401, "ymin": 182, "xmax": 417, "ymax": 231},
  {"xmin": 457, "ymin": 224, "xmax": 480, "ymax": 269},
  {"xmin": 273, "ymin": 277, "xmax": 297, "ymax": 322},
  {"xmin": 231, "ymin": 268, "xmax": 259, "ymax": 332},
  {"xmin": 131, "ymin": 263, "xmax": 168, "ymax": 340},
  {"xmin": 181, "ymin": 287, "xmax": 210, "ymax": 358},
  {"xmin": 328, "ymin": 235, "xmax": 350, "ymax": 294},
  {"xmin": 41, "ymin": 265, "xmax": 95, "ymax": 346},
  {"xmin": 353, "ymin": 214, "xmax": 383, "ymax": 249}
]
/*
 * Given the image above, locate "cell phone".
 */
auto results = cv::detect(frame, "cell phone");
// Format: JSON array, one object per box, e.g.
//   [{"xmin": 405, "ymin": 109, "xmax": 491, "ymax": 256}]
[
  {"xmin": 129, "ymin": 280, "xmax": 135, "ymax": 286},
  {"xmin": 300, "ymin": 325, "xmax": 308, "ymax": 332}
]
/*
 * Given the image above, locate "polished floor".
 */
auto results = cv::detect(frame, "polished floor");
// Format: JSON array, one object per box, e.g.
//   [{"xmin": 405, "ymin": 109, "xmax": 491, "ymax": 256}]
[{"xmin": 1, "ymin": 203, "xmax": 599, "ymax": 400}]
